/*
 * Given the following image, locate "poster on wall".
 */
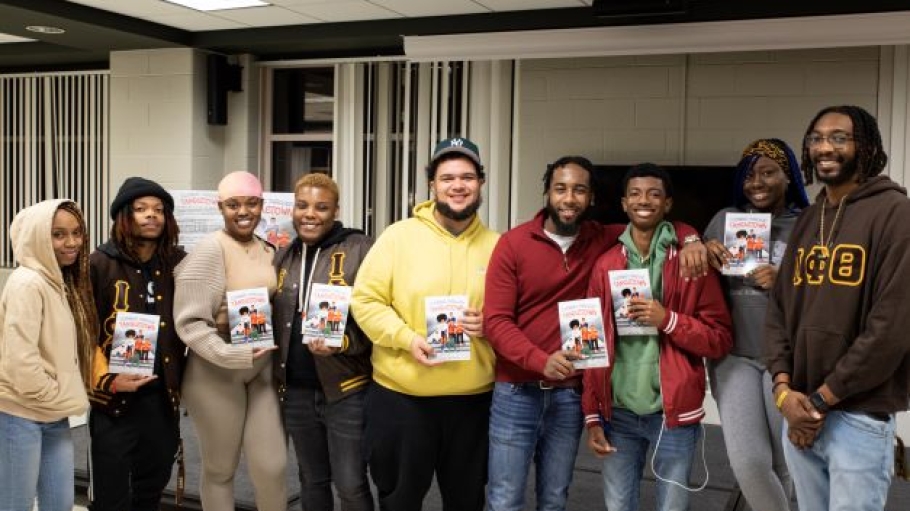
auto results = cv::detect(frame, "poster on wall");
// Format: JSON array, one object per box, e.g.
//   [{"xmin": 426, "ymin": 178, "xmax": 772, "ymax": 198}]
[{"xmin": 170, "ymin": 190, "xmax": 295, "ymax": 251}]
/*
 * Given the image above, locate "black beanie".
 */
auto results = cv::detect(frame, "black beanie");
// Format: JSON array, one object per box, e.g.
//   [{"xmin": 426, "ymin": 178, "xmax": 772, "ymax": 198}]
[{"xmin": 109, "ymin": 177, "xmax": 175, "ymax": 220}]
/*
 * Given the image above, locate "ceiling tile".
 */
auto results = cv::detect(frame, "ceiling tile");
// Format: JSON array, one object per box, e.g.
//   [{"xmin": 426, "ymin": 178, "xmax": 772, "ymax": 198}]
[
  {"xmin": 475, "ymin": 0, "xmax": 584, "ymax": 11},
  {"xmin": 283, "ymin": 1, "xmax": 401, "ymax": 22},
  {"xmin": 369, "ymin": 0, "xmax": 489, "ymax": 17},
  {"xmin": 66, "ymin": 0, "xmax": 186, "ymax": 16},
  {"xmin": 209, "ymin": 5, "xmax": 320, "ymax": 26},
  {"xmin": 147, "ymin": 11, "xmax": 249, "ymax": 30},
  {"xmin": 268, "ymin": 0, "xmax": 336, "ymax": 5}
]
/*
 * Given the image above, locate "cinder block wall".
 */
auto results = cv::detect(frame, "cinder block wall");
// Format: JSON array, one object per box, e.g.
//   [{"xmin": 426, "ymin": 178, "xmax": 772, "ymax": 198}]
[{"xmin": 515, "ymin": 47, "xmax": 879, "ymax": 222}]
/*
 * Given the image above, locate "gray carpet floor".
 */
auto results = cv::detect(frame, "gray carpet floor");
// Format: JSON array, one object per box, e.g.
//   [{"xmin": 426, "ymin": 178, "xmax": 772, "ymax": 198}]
[{"xmin": 73, "ymin": 411, "xmax": 910, "ymax": 510}]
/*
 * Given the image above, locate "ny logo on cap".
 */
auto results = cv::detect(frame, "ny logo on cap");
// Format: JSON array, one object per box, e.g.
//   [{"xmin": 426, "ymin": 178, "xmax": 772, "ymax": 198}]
[{"xmin": 450, "ymin": 138, "xmax": 464, "ymax": 147}]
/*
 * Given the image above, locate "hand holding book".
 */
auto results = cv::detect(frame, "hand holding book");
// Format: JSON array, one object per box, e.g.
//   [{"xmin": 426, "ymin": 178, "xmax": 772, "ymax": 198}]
[
  {"xmin": 111, "ymin": 373, "xmax": 157, "ymax": 393},
  {"xmin": 460, "ymin": 307, "xmax": 483, "ymax": 338},
  {"xmin": 308, "ymin": 338, "xmax": 340, "ymax": 357},
  {"xmin": 626, "ymin": 297, "xmax": 666, "ymax": 328},
  {"xmin": 251, "ymin": 345, "xmax": 277, "ymax": 360},
  {"xmin": 748, "ymin": 264, "xmax": 778, "ymax": 290},
  {"xmin": 542, "ymin": 350, "xmax": 579, "ymax": 380},
  {"xmin": 410, "ymin": 335, "xmax": 443, "ymax": 367}
]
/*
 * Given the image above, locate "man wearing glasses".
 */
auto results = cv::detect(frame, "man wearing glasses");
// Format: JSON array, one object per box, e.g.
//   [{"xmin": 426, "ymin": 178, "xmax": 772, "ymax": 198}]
[{"xmin": 765, "ymin": 105, "xmax": 910, "ymax": 510}]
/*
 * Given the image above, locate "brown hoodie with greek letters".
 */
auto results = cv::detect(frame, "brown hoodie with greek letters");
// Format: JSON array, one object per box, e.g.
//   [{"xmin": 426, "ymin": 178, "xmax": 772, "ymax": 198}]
[{"xmin": 765, "ymin": 175, "xmax": 910, "ymax": 413}]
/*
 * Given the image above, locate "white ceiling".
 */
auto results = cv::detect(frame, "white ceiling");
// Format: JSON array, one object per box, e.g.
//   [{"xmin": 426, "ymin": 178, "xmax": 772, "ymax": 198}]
[{"xmin": 63, "ymin": 0, "xmax": 592, "ymax": 31}]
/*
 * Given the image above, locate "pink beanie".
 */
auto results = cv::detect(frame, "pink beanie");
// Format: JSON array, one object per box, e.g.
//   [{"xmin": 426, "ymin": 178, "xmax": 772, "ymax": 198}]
[{"xmin": 218, "ymin": 171, "xmax": 263, "ymax": 200}]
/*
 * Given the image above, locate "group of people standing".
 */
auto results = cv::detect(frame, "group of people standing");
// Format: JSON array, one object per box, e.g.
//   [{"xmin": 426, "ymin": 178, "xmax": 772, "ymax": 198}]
[{"xmin": 0, "ymin": 102, "xmax": 908, "ymax": 511}]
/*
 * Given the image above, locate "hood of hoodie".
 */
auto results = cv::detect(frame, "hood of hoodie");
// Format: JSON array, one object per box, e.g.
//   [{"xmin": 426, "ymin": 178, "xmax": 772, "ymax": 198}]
[
  {"xmin": 412, "ymin": 199, "xmax": 485, "ymax": 240},
  {"xmin": 10, "ymin": 199, "xmax": 74, "ymax": 291},
  {"xmin": 816, "ymin": 175, "xmax": 907, "ymax": 205}
]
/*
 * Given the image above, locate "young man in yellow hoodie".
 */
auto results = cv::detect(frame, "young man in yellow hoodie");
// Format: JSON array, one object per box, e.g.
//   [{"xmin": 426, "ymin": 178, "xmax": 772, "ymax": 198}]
[{"xmin": 352, "ymin": 137, "xmax": 499, "ymax": 511}]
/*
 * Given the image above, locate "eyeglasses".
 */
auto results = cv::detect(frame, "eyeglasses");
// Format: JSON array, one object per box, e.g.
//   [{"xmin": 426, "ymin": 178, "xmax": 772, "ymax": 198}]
[{"xmin": 805, "ymin": 133, "xmax": 854, "ymax": 148}]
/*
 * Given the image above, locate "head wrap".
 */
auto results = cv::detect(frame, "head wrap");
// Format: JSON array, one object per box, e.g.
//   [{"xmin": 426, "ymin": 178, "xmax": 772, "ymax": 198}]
[
  {"xmin": 741, "ymin": 139, "xmax": 792, "ymax": 178},
  {"xmin": 218, "ymin": 171, "xmax": 263, "ymax": 200},
  {"xmin": 733, "ymin": 138, "xmax": 810, "ymax": 210}
]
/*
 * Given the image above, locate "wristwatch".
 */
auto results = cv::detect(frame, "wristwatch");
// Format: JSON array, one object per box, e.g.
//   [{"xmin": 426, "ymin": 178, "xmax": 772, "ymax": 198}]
[
  {"xmin": 809, "ymin": 391, "xmax": 830, "ymax": 413},
  {"xmin": 683, "ymin": 234, "xmax": 701, "ymax": 245}
]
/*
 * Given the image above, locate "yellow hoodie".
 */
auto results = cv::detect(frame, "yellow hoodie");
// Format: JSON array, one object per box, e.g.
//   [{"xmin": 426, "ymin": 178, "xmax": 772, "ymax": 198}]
[{"xmin": 352, "ymin": 200, "xmax": 499, "ymax": 396}]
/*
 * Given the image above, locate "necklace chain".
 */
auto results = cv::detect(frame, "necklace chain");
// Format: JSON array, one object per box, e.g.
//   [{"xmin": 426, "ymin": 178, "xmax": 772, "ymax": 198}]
[{"xmin": 819, "ymin": 194, "xmax": 847, "ymax": 253}]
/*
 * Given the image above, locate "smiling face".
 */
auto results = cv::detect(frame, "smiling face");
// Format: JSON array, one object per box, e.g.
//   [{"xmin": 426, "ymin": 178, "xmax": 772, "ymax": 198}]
[
  {"xmin": 218, "ymin": 196, "xmax": 263, "ymax": 242},
  {"xmin": 430, "ymin": 156, "xmax": 484, "ymax": 223},
  {"xmin": 293, "ymin": 185, "xmax": 339, "ymax": 246},
  {"xmin": 809, "ymin": 112, "xmax": 859, "ymax": 187},
  {"xmin": 621, "ymin": 176, "xmax": 672, "ymax": 232},
  {"xmin": 544, "ymin": 163, "xmax": 592, "ymax": 236},
  {"xmin": 129, "ymin": 196, "xmax": 165, "ymax": 241},
  {"xmin": 52, "ymin": 208, "xmax": 83, "ymax": 267},
  {"xmin": 743, "ymin": 156, "xmax": 789, "ymax": 213}
]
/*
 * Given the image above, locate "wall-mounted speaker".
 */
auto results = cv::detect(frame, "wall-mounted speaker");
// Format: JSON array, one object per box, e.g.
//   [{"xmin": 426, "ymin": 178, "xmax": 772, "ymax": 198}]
[{"xmin": 207, "ymin": 54, "xmax": 243, "ymax": 126}]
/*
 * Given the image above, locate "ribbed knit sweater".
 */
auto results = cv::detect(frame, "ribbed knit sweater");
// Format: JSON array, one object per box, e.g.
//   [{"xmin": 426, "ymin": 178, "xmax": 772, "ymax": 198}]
[{"xmin": 174, "ymin": 230, "xmax": 276, "ymax": 369}]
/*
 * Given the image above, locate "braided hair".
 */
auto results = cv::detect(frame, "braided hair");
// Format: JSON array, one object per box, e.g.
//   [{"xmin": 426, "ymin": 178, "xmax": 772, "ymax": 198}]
[
  {"xmin": 57, "ymin": 201, "xmax": 100, "ymax": 390},
  {"xmin": 800, "ymin": 105, "xmax": 888, "ymax": 185}
]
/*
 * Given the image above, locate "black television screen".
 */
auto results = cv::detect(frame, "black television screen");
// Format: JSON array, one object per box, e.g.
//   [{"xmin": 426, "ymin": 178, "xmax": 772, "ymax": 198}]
[{"xmin": 589, "ymin": 165, "xmax": 738, "ymax": 235}]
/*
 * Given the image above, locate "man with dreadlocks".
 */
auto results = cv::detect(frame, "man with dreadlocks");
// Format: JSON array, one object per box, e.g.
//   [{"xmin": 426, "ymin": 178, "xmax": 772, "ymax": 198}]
[
  {"xmin": 765, "ymin": 105, "xmax": 910, "ymax": 511},
  {"xmin": 88, "ymin": 177, "xmax": 187, "ymax": 511}
]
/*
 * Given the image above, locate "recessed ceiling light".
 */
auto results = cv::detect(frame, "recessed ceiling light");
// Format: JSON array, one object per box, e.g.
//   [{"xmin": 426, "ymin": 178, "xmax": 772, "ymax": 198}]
[
  {"xmin": 26, "ymin": 25, "xmax": 65, "ymax": 34},
  {"xmin": 162, "ymin": 0, "xmax": 270, "ymax": 11}
]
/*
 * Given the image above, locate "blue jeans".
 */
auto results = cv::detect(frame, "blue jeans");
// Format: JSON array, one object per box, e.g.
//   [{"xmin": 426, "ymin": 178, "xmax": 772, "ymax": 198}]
[
  {"xmin": 487, "ymin": 382, "xmax": 583, "ymax": 511},
  {"xmin": 283, "ymin": 386, "xmax": 373, "ymax": 511},
  {"xmin": 601, "ymin": 408, "xmax": 700, "ymax": 511},
  {"xmin": 0, "ymin": 412, "xmax": 74, "ymax": 511},
  {"xmin": 783, "ymin": 410, "xmax": 895, "ymax": 511}
]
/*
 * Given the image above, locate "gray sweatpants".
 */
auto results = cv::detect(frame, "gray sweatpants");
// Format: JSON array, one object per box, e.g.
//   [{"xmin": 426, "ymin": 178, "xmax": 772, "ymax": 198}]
[
  {"xmin": 183, "ymin": 354, "xmax": 288, "ymax": 511},
  {"xmin": 709, "ymin": 354, "xmax": 792, "ymax": 511}
]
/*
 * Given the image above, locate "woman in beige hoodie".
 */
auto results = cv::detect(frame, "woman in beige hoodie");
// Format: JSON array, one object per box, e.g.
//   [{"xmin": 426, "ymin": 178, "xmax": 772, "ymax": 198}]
[{"xmin": 0, "ymin": 199, "xmax": 98, "ymax": 511}]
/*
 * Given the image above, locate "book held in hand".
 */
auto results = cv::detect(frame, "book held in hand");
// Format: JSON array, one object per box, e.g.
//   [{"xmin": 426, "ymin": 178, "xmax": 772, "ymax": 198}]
[
  {"xmin": 608, "ymin": 269, "xmax": 658, "ymax": 336},
  {"xmin": 302, "ymin": 283, "xmax": 352, "ymax": 348},
  {"xmin": 722, "ymin": 212, "xmax": 772, "ymax": 276},
  {"xmin": 424, "ymin": 295, "xmax": 472, "ymax": 362},
  {"xmin": 226, "ymin": 287, "xmax": 274, "ymax": 348},
  {"xmin": 558, "ymin": 297, "xmax": 608, "ymax": 369},
  {"xmin": 109, "ymin": 312, "xmax": 160, "ymax": 376}
]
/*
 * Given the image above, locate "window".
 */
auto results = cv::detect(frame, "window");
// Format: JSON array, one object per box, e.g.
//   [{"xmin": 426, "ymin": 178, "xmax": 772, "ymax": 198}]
[{"xmin": 264, "ymin": 67, "xmax": 335, "ymax": 192}]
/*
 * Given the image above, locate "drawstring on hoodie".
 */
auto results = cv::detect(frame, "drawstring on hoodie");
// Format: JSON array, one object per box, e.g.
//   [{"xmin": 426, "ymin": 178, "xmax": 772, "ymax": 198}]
[{"xmin": 298, "ymin": 245, "xmax": 321, "ymax": 315}]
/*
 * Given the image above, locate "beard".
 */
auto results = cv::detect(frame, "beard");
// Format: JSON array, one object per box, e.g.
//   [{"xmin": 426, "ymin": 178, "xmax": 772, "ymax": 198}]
[
  {"xmin": 436, "ymin": 195, "xmax": 482, "ymax": 222},
  {"xmin": 545, "ymin": 202, "xmax": 587, "ymax": 236},
  {"xmin": 815, "ymin": 155, "xmax": 859, "ymax": 187}
]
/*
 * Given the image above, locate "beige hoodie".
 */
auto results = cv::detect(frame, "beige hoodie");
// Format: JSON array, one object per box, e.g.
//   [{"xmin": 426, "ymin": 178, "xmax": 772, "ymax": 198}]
[{"xmin": 0, "ymin": 199, "xmax": 88, "ymax": 421}]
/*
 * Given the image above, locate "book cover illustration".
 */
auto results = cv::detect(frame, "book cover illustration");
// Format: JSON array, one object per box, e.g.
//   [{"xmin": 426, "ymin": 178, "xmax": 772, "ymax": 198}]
[
  {"xmin": 424, "ymin": 295, "xmax": 471, "ymax": 362},
  {"xmin": 608, "ymin": 269, "xmax": 658, "ymax": 336},
  {"xmin": 722, "ymin": 212, "xmax": 772, "ymax": 276},
  {"xmin": 302, "ymin": 283, "xmax": 352, "ymax": 348},
  {"xmin": 226, "ymin": 287, "xmax": 274, "ymax": 348},
  {"xmin": 109, "ymin": 312, "xmax": 160, "ymax": 375},
  {"xmin": 558, "ymin": 298, "xmax": 608, "ymax": 370}
]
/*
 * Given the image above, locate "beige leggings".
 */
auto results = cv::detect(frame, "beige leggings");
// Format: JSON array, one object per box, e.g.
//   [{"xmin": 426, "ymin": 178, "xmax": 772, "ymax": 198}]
[{"xmin": 182, "ymin": 354, "xmax": 287, "ymax": 511}]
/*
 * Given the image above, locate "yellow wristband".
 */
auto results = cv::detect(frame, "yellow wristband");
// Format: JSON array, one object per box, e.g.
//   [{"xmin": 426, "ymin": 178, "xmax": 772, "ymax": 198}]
[{"xmin": 775, "ymin": 389, "xmax": 790, "ymax": 410}]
